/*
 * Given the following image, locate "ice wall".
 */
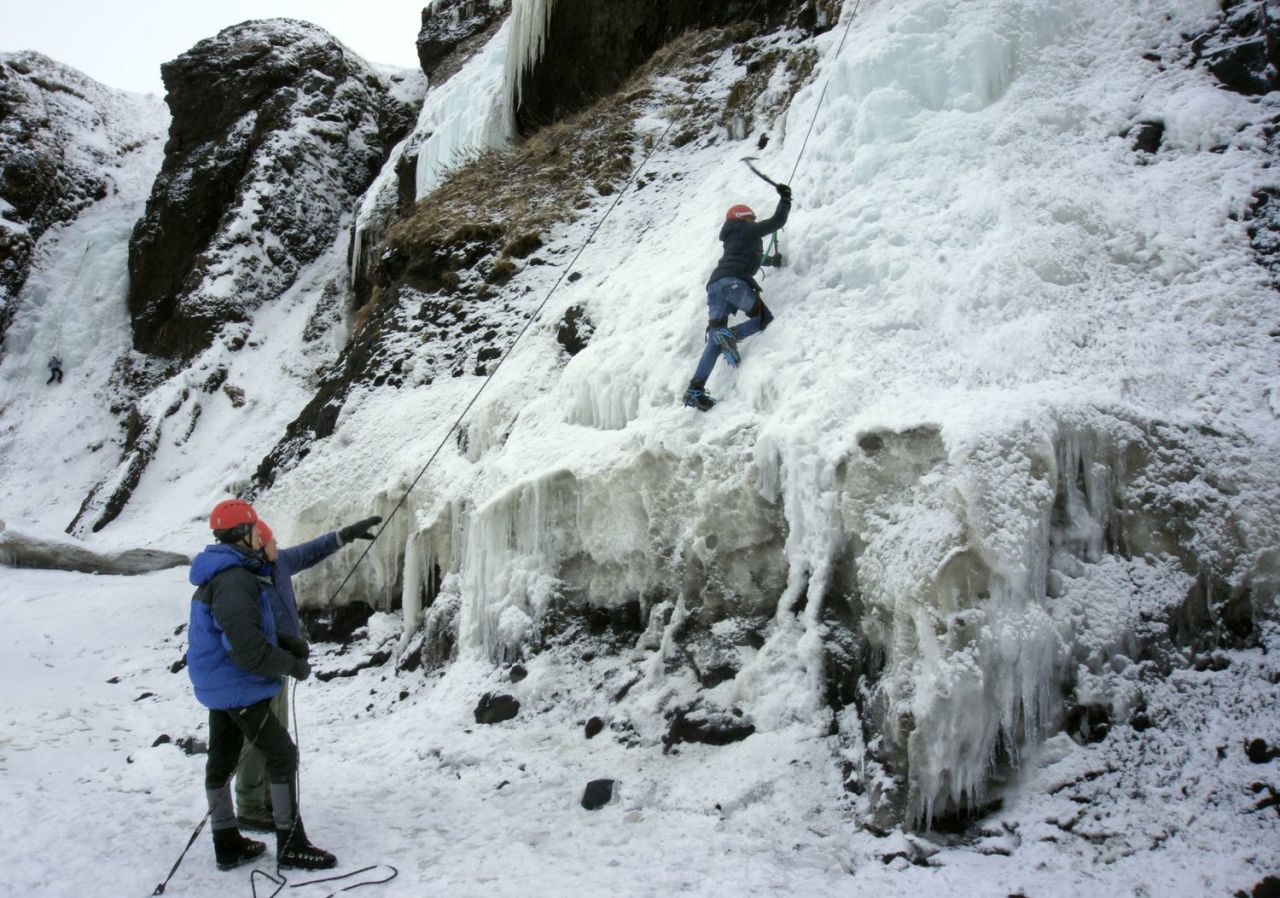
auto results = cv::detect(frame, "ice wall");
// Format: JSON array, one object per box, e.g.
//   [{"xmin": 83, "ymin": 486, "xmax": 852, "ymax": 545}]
[
  {"xmin": 412, "ymin": 18, "xmax": 515, "ymax": 200},
  {"xmin": 266, "ymin": 0, "xmax": 1280, "ymax": 829}
]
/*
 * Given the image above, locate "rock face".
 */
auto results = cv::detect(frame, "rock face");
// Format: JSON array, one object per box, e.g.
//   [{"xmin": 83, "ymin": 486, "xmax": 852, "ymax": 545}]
[
  {"xmin": 127, "ymin": 20, "xmax": 410, "ymax": 360},
  {"xmin": 511, "ymin": 0, "xmax": 823, "ymax": 134},
  {"xmin": 417, "ymin": 0, "xmax": 512, "ymax": 79},
  {"xmin": 1192, "ymin": 0, "xmax": 1280, "ymax": 95},
  {"xmin": 0, "ymin": 53, "xmax": 164, "ymax": 349}
]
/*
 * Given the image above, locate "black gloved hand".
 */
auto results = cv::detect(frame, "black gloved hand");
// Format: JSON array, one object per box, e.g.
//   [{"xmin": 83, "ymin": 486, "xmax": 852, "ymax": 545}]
[
  {"xmin": 279, "ymin": 634, "xmax": 310, "ymax": 660},
  {"xmin": 776, "ymin": 183, "xmax": 792, "ymax": 202},
  {"xmin": 339, "ymin": 516, "xmax": 382, "ymax": 544},
  {"xmin": 291, "ymin": 658, "xmax": 312, "ymax": 681}
]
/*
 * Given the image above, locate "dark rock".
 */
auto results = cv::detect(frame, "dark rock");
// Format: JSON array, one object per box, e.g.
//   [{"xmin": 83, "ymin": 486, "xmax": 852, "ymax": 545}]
[
  {"xmin": 1065, "ymin": 703, "xmax": 1111, "ymax": 744},
  {"xmin": 0, "ymin": 530, "xmax": 190, "ymax": 574},
  {"xmin": 1129, "ymin": 120, "xmax": 1164, "ymax": 155},
  {"xmin": 581, "ymin": 778, "xmax": 615, "ymax": 810},
  {"xmin": 152, "ymin": 734, "xmax": 172, "ymax": 747},
  {"xmin": 512, "ymin": 0, "xmax": 796, "ymax": 135},
  {"xmin": 175, "ymin": 736, "xmax": 207, "ymax": 756},
  {"xmin": 301, "ymin": 601, "xmax": 374, "ymax": 643},
  {"xmin": 169, "ymin": 657, "xmax": 188, "ymax": 674},
  {"xmin": 1236, "ymin": 875, "xmax": 1280, "ymax": 898},
  {"xmin": 585, "ymin": 717, "xmax": 605, "ymax": 739},
  {"xmin": 509, "ymin": 664, "xmax": 528, "ymax": 682},
  {"xmin": 475, "ymin": 692, "xmax": 520, "ymax": 724},
  {"xmin": 127, "ymin": 20, "xmax": 404, "ymax": 360},
  {"xmin": 1246, "ymin": 738, "xmax": 1280, "ymax": 764},
  {"xmin": 1192, "ymin": 0, "xmax": 1280, "ymax": 95},
  {"xmin": 663, "ymin": 707, "xmax": 755, "ymax": 750},
  {"xmin": 314, "ymin": 649, "xmax": 392, "ymax": 682}
]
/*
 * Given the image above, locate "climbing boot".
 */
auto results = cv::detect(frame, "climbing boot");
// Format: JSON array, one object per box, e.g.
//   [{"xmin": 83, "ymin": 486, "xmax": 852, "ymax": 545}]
[
  {"xmin": 213, "ymin": 827, "xmax": 266, "ymax": 871},
  {"xmin": 711, "ymin": 327, "xmax": 740, "ymax": 367},
  {"xmin": 276, "ymin": 819, "xmax": 337, "ymax": 870},
  {"xmin": 683, "ymin": 387, "xmax": 716, "ymax": 412}
]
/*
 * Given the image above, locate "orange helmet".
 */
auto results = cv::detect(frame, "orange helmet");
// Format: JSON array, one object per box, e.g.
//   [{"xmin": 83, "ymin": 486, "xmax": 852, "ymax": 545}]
[
  {"xmin": 726, "ymin": 204, "xmax": 756, "ymax": 222},
  {"xmin": 209, "ymin": 498, "xmax": 258, "ymax": 531}
]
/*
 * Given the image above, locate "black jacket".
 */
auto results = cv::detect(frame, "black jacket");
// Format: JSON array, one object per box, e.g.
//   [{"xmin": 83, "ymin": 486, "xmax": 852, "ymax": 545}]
[{"xmin": 706, "ymin": 196, "xmax": 791, "ymax": 288}]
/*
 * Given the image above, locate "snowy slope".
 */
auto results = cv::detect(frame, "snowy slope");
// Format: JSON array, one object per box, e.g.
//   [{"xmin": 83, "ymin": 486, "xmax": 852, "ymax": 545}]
[{"xmin": 0, "ymin": 0, "xmax": 1277, "ymax": 894}]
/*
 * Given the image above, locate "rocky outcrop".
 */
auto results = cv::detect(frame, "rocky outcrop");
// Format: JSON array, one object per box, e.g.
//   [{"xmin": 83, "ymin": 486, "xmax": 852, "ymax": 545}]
[
  {"xmin": 126, "ymin": 19, "xmax": 413, "ymax": 360},
  {"xmin": 0, "ymin": 53, "xmax": 165, "ymax": 349},
  {"xmin": 417, "ymin": 0, "xmax": 512, "ymax": 80},
  {"xmin": 0, "ymin": 524, "xmax": 189, "ymax": 574},
  {"xmin": 1192, "ymin": 0, "xmax": 1280, "ymax": 95},
  {"xmin": 510, "ymin": 0, "xmax": 831, "ymax": 135}
]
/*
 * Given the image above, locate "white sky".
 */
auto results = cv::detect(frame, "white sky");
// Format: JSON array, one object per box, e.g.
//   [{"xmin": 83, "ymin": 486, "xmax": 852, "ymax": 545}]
[{"xmin": 0, "ymin": 0, "xmax": 427, "ymax": 96}]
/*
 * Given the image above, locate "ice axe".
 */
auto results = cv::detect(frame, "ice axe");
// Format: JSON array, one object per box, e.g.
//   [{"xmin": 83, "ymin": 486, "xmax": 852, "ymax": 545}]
[
  {"xmin": 741, "ymin": 156, "xmax": 781, "ymax": 187},
  {"xmin": 740, "ymin": 157, "xmax": 785, "ymax": 268}
]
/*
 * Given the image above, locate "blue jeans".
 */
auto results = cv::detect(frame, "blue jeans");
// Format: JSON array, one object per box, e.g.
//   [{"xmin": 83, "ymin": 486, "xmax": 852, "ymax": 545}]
[{"xmin": 690, "ymin": 277, "xmax": 772, "ymax": 386}]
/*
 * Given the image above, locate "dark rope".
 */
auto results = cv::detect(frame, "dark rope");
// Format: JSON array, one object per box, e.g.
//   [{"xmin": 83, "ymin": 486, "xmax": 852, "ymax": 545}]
[{"xmin": 150, "ymin": 813, "xmax": 209, "ymax": 895}]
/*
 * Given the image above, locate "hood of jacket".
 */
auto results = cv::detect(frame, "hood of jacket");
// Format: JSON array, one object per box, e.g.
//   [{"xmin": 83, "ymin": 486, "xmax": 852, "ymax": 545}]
[{"xmin": 189, "ymin": 543, "xmax": 264, "ymax": 586}]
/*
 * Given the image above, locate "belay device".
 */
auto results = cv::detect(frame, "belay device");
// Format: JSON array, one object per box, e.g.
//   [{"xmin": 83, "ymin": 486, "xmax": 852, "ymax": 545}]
[{"xmin": 742, "ymin": 157, "xmax": 784, "ymax": 268}]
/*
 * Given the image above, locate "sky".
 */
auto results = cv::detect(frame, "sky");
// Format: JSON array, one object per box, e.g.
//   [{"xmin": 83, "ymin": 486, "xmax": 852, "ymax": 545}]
[{"xmin": 0, "ymin": 0, "xmax": 427, "ymax": 96}]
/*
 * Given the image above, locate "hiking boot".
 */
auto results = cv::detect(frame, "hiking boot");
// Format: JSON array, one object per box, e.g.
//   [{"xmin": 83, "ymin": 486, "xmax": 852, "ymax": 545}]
[
  {"xmin": 683, "ymin": 387, "xmax": 716, "ymax": 412},
  {"xmin": 277, "ymin": 820, "xmax": 337, "ymax": 870},
  {"xmin": 711, "ymin": 327, "xmax": 740, "ymax": 367},
  {"xmin": 213, "ymin": 827, "xmax": 266, "ymax": 871},
  {"xmin": 236, "ymin": 812, "xmax": 275, "ymax": 833}
]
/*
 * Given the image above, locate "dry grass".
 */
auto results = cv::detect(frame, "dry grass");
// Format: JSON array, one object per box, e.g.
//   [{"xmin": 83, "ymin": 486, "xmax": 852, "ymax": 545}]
[{"xmin": 379, "ymin": 25, "xmax": 758, "ymax": 296}]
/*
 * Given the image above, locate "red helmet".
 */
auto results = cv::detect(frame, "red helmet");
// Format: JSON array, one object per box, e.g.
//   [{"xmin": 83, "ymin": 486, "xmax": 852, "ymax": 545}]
[
  {"xmin": 726, "ymin": 204, "xmax": 756, "ymax": 222},
  {"xmin": 209, "ymin": 499, "xmax": 258, "ymax": 531}
]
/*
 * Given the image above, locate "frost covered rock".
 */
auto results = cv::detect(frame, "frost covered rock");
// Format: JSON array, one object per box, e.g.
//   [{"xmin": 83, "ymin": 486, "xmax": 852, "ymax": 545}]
[
  {"xmin": 1191, "ymin": 0, "xmax": 1280, "ymax": 95},
  {"xmin": 127, "ymin": 19, "xmax": 410, "ymax": 359},
  {"xmin": 474, "ymin": 691, "xmax": 520, "ymax": 723},
  {"xmin": 0, "ymin": 53, "xmax": 165, "ymax": 347},
  {"xmin": 417, "ymin": 0, "xmax": 512, "ymax": 79}
]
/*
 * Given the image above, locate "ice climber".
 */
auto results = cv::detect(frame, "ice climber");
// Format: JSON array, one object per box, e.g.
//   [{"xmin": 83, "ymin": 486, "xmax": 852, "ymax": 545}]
[
  {"xmin": 683, "ymin": 181, "xmax": 791, "ymax": 411},
  {"xmin": 232, "ymin": 514, "xmax": 381, "ymax": 832},
  {"xmin": 46, "ymin": 355, "xmax": 62, "ymax": 385},
  {"xmin": 186, "ymin": 498, "xmax": 381, "ymax": 872}
]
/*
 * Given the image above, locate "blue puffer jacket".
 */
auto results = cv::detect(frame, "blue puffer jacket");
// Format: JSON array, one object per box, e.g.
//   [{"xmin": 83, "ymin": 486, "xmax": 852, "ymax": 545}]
[{"xmin": 187, "ymin": 544, "xmax": 295, "ymax": 710}]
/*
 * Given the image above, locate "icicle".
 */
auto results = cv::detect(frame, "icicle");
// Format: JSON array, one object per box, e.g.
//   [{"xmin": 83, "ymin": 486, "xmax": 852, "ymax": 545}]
[
  {"xmin": 397, "ymin": 531, "xmax": 424, "ymax": 657},
  {"xmin": 504, "ymin": 0, "xmax": 556, "ymax": 111}
]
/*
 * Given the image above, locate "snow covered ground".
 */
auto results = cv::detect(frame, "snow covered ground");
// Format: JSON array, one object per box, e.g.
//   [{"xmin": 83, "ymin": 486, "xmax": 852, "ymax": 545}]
[
  {"xmin": 1, "ymin": 0, "xmax": 1279, "ymax": 893},
  {"xmin": 0, "ymin": 566, "xmax": 1275, "ymax": 896}
]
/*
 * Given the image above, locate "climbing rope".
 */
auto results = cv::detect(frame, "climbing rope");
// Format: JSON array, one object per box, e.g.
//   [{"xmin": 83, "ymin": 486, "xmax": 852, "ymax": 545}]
[{"xmin": 786, "ymin": 0, "xmax": 864, "ymax": 184}]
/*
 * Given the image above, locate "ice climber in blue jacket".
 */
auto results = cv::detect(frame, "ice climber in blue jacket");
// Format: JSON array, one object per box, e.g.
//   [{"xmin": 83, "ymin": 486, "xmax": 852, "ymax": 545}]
[
  {"xmin": 187, "ymin": 498, "xmax": 380, "ymax": 872},
  {"xmin": 683, "ymin": 181, "xmax": 791, "ymax": 411}
]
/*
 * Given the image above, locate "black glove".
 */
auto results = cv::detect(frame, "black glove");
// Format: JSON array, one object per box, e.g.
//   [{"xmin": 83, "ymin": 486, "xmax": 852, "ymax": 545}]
[
  {"xmin": 339, "ymin": 516, "xmax": 382, "ymax": 544},
  {"xmin": 776, "ymin": 183, "xmax": 792, "ymax": 202},
  {"xmin": 290, "ymin": 658, "xmax": 312, "ymax": 681},
  {"xmin": 279, "ymin": 634, "xmax": 310, "ymax": 660}
]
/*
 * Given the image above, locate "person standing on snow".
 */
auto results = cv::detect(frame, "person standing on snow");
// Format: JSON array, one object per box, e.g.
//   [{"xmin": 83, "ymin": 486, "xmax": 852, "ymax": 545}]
[
  {"xmin": 187, "ymin": 498, "xmax": 380, "ymax": 872},
  {"xmin": 233, "ymin": 514, "xmax": 381, "ymax": 832},
  {"xmin": 46, "ymin": 355, "xmax": 63, "ymax": 385},
  {"xmin": 683, "ymin": 182, "xmax": 792, "ymax": 411}
]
